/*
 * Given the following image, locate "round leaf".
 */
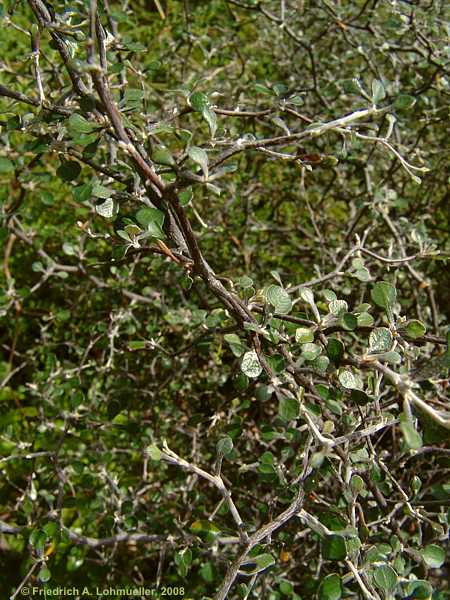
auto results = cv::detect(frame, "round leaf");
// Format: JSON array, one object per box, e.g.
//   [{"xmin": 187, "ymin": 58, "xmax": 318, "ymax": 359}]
[
  {"xmin": 152, "ymin": 145, "xmax": 175, "ymax": 166},
  {"xmin": 395, "ymin": 95, "xmax": 416, "ymax": 111},
  {"xmin": 357, "ymin": 312, "xmax": 374, "ymax": 327},
  {"xmin": 38, "ymin": 566, "xmax": 52, "ymax": 582},
  {"xmin": 188, "ymin": 146, "xmax": 209, "ymax": 178},
  {"xmin": 371, "ymin": 281, "xmax": 397, "ymax": 312},
  {"xmin": 371, "ymin": 79, "xmax": 386, "ymax": 104},
  {"xmin": 327, "ymin": 338, "xmax": 344, "ymax": 363},
  {"xmin": 302, "ymin": 342, "xmax": 322, "ymax": 361},
  {"xmin": 329, "ymin": 299, "xmax": 348, "ymax": 316},
  {"xmin": 322, "ymin": 535, "xmax": 347, "ymax": 560},
  {"xmin": 217, "ymin": 435, "xmax": 233, "ymax": 456},
  {"xmin": 318, "ymin": 574, "xmax": 342, "ymax": 600},
  {"xmin": 372, "ymin": 565, "xmax": 397, "ymax": 593},
  {"xmin": 57, "ymin": 160, "xmax": 81, "ymax": 182},
  {"xmin": 265, "ymin": 285, "xmax": 292, "ymax": 314},
  {"xmin": 278, "ymin": 396, "xmax": 299, "ymax": 421},
  {"xmin": 67, "ymin": 113, "xmax": 97, "ymax": 134},
  {"xmin": 190, "ymin": 92, "xmax": 209, "ymax": 111},
  {"xmin": 241, "ymin": 350, "xmax": 262, "ymax": 378},
  {"xmin": 0, "ymin": 157, "xmax": 15, "ymax": 173},
  {"xmin": 369, "ymin": 327, "xmax": 392, "ymax": 353},
  {"xmin": 421, "ymin": 544, "xmax": 445, "ymax": 568},
  {"xmin": 146, "ymin": 445, "xmax": 161, "ymax": 461},
  {"xmin": 340, "ymin": 313, "xmax": 357, "ymax": 331},
  {"xmin": 403, "ymin": 319, "xmax": 426, "ymax": 339},
  {"xmin": 338, "ymin": 369, "xmax": 356, "ymax": 389},
  {"xmin": 95, "ymin": 198, "xmax": 116, "ymax": 218}
]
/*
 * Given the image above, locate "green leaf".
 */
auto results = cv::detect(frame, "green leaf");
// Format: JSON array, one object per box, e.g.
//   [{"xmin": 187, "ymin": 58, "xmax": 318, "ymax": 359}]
[
  {"xmin": 174, "ymin": 548, "xmax": 192, "ymax": 577},
  {"xmin": 43, "ymin": 521, "xmax": 59, "ymax": 537},
  {"xmin": 92, "ymin": 183, "xmax": 113, "ymax": 199},
  {"xmin": 357, "ymin": 312, "xmax": 374, "ymax": 327},
  {"xmin": 0, "ymin": 157, "xmax": 15, "ymax": 173},
  {"xmin": 123, "ymin": 224, "xmax": 142, "ymax": 239},
  {"xmin": 371, "ymin": 281, "xmax": 397, "ymax": 313},
  {"xmin": 217, "ymin": 435, "xmax": 233, "ymax": 456},
  {"xmin": 200, "ymin": 561, "xmax": 214, "ymax": 583},
  {"xmin": 338, "ymin": 369, "xmax": 356, "ymax": 389},
  {"xmin": 313, "ymin": 355, "xmax": 330, "ymax": 374},
  {"xmin": 288, "ymin": 94, "xmax": 303, "ymax": 105},
  {"xmin": 404, "ymin": 581, "xmax": 433, "ymax": 600},
  {"xmin": 236, "ymin": 275, "xmax": 253, "ymax": 289},
  {"xmin": 128, "ymin": 341, "xmax": 146, "ymax": 350},
  {"xmin": 265, "ymin": 284, "xmax": 292, "ymax": 314},
  {"xmin": 67, "ymin": 113, "xmax": 97, "ymax": 134},
  {"xmin": 255, "ymin": 385, "xmax": 272, "ymax": 402},
  {"xmin": 394, "ymin": 94, "xmax": 416, "ymax": 111},
  {"xmin": 399, "ymin": 413, "xmax": 422, "ymax": 450},
  {"xmin": 298, "ymin": 287, "xmax": 315, "ymax": 305},
  {"xmin": 254, "ymin": 552, "xmax": 275, "ymax": 570},
  {"xmin": 32, "ymin": 261, "xmax": 44, "ymax": 272},
  {"xmin": 95, "ymin": 198, "xmax": 117, "ymax": 219},
  {"xmin": 267, "ymin": 354, "xmax": 285, "ymax": 373},
  {"xmin": 311, "ymin": 451, "xmax": 326, "ymax": 469},
  {"xmin": 279, "ymin": 580, "xmax": 294, "ymax": 595},
  {"xmin": 73, "ymin": 132, "xmax": 98, "ymax": 146},
  {"xmin": 224, "ymin": 333, "xmax": 246, "ymax": 357},
  {"xmin": 188, "ymin": 146, "xmax": 209, "ymax": 178},
  {"xmin": 329, "ymin": 299, "xmax": 348, "ymax": 316},
  {"xmin": 254, "ymin": 83, "xmax": 274, "ymax": 95},
  {"xmin": 322, "ymin": 535, "xmax": 347, "ymax": 560},
  {"xmin": 318, "ymin": 574, "xmax": 342, "ymax": 600},
  {"xmin": 372, "ymin": 565, "xmax": 397, "ymax": 593},
  {"xmin": 342, "ymin": 78, "xmax": 362, "ymax": 95},
  {"xmin": 371, "ymin": 79, "xmax": 386, "ymax": 104},
  {"xmin": 73, "ymin": 183, "xmax": 93, "ymax": 202},
  {"xmin": 241, "ymin": 350, "xmax": 262, "ymax": 378},
  {"xmin": 421, "ymin": 544, "xmax": 445, "ymax": 568},
  {"xmin": 190, "ymin": 520, "xmax": 221, "ymax": 543},
  {"xmin": 340, "ymin": 313, "xmax": 357, "ymax": 331},
  {"xmin": 366, "ymin": 545, "xmax": 392, "ymax": 562},
  {"xmin": 29, "ymin": 529, "xmax": 46, "ymax": 552},
  {"xmin": 402, "ymin": 319, "xmax": 426, "ymax": 339},
  {"xmin": 354, "ymin": 267, "xmax": 371, "ymax": 282},
  {"xmin": 350, "ymin": 475, "xmax": 365, "ymax": 494},
  {"xmin": 57, "ymin": 160, "xmax": 81, "ymax": 182},
  {"xmin": 302, "ymin": 343, "xmax": 322, "ymax": 361},
  {"xmin": 234, "ymin": 372, "xmax": 249, "ymax": 391},
  {"xmin": 153, "ymin": 145, "xmax": 176, "ymax": 166},
  {"xmin": 62, "ymin": 242, "xmax": 76, "ymax": 256},
  {"xmin": 122, "ymin": 88, "xmax": 144, "ymax": 110},
  {"xmin": 190, "ymin": 91, "xmax": 209, "ymax": 111},
  {"xmin": 38, "ymin": 567, "xmax": 52, "ymax": 582},
  {"xmin": 369, "ymin": 327, "xmax": 392, "ymax": 353},
  {"xmin": 179, "ymin": 188, "xmax": 193, "ymax": 206},
  {"xmin": 381, "ymin": 351, "xmax": 401, "ymax": 365},
  {"xmin": 135, "ymin": 207, "xmax": 165, "ymax": 238},
  {"xmin": 245, "ymin": 553, "xmax": 275, "ymax": 574},
  {"xmin": 202, "ymin": 106, "xmax": 217, "ymax": 138},
  {"xmin": 295, "ymin": 327, "xmax": 314, "ymax": 343},
  {"xmin": 146, "ymin": 444, "xmax": 161, "ymax": 461},
  {"xmin": 323, "ymin": 289, "xmax": 337, "ymax": 301},
  {"xmin": 116, "ymin": 229, "xmax": 131, "ymax": 242},
  {"xmin": 350, "ymin": 389, "xmax": 372, "ymax": 406},
  {"xmin": 273, "ymin": 82, "xmax": 287, "ymax": 96},
  {"xmin": 327, "ymin": 338, "xmax": 344, "ymax": 363},
  {"xmin": 278, "ymin": 396, "xmax": 299, "ymax": 421}
]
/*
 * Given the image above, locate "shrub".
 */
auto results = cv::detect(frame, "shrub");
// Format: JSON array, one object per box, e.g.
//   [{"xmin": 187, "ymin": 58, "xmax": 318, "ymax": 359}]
[{"xmin": 0, "ymin": 1, "xmax": 449, "ymax": 598}]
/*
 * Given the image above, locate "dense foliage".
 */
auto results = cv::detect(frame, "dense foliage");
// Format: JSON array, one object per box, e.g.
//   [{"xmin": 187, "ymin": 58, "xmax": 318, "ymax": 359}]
[{"xmin": 0, "ymin": 1, "xmax": 449, "ymax": 598}]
